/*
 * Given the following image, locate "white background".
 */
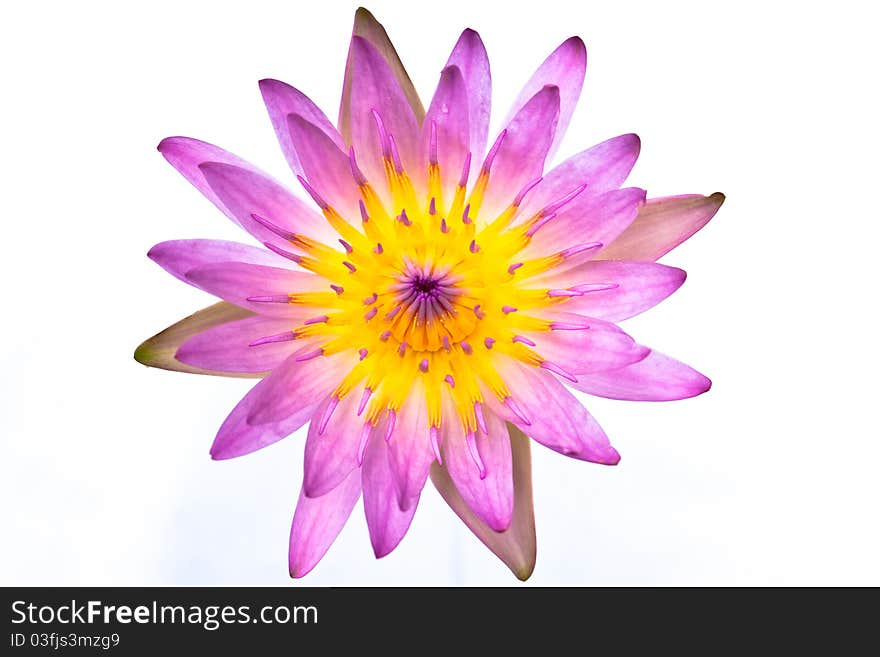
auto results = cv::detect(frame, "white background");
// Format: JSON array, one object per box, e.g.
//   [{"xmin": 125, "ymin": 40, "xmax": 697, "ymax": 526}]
[{"xmin": 1, "ymin": 0, "xmax": 877, "ymax": 586}]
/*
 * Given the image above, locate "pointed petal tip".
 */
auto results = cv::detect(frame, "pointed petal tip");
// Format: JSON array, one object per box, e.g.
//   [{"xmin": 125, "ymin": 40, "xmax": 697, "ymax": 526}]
[
  {"xmin": 257, "ymin": 78, "xmax": 288, "ymax": 98},
  {"xmin": 514, "ymin": 560, "xmax": 536, "ymax": 581},
  {"xmin": 698, "ymin": 374, "xmax": 713, "ymax": 395},
  {"xmin": 626, "ymin": 132, "xmax": 641, "ymax": 154},
  {"xmin": 302, "ymin": 473, "xmax": 352, "ymax": 499},
  {"xmin": 156, "ymin": 135, "xmax": 188, "ymax": 153},
  {"xmin": 439, "ymin": 63, "xmax": 463, "ymax": 78},
  {"xmin": 156, "ymin": 135, "xmax": 216, "ymax": 158},
  {"xmin": 371, "ymin": 538, "xmax": 398, "ymax": 560},
  {"xmin": 288, "ymin": 562, "xmax": 314, "ymax": 579},
  {"xmin": 285, "ymin": 112, "xmax": 309, "ymax": 131},
  {"xmin": 133, "ymin": 341, "xmax": 154, "ymax": 367},
  {"xmin": 488, "ymin": 515, "xmax": 513, "ymax": 533},
  {"xmin": 133, "ymin": 335, "xmax": 185, "ymax": 373},
  {"xmin": 208, "ymin": 443, "xmax": 238, "ymax": 461},
  {"xmin": 555, "ymin": 443, "xmax": 621, "ymax": 466},
  {"xmin": 709, "ymin": 191, "xmax": 726, "ymax": 205},
  {"xmin": 396, "ymin": 493, "xmax": 419, "ymax": 513},
  {"xmin": 604, "ymin": 446, "xmax": 621, "ymax": 466},
  {"xmin": 145, "ymin": 243, "xmax": 161, "ymax": 261},
  {"xmin": 540, "ymin": 83, "xmax": 561, "ymax": 99},
  {"xmin": 561, "ymin": 35, "xmax": 587, "ymax": 57}
]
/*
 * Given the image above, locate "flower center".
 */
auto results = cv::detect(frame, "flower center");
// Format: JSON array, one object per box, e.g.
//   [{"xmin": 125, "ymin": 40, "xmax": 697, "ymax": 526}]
[
  {"xmin": 397, "ymin": 265, "xmax": 456, "ymax": 318},
  {"xmin": 385, "ymin": 262, "xmax": 469, "ymax": 348},
  {"xmin": 250, "ymin": 119, "xmax": 593, "ymax": 445}
]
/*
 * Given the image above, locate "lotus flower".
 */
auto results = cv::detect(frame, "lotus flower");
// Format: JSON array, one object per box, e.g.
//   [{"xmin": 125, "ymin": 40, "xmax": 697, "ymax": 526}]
[{"xmin": 135, "ymin": 7, "xmax": 723, "ymax": 580}]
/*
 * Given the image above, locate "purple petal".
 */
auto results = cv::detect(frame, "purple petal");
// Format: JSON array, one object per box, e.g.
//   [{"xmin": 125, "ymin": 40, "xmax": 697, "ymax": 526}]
[
  {"xmin": 571, "ymin": 350, "xmax": 712, "ymax": 401},
  {"xmin": 134, "ymin": 302, "xmax": 260, "ymax": 378},
  {"xmin": 175, "ymin": 315, "xmax": 299, "ymax": 373},
  {"xmin": 524, "ymin": 314, "xmax": 649, "ymax": 375},
  {"xmin": 211, "ymin": 343, "xmax": 337, "ymax": 460},
  {"xmin": 521, "ymin": 187, "xmax": 647, "ymax": 262},
  {"xmin": 157, "ymin": 137, "xmax": 331, "ymax": 244},
  {"xmin": 430, "ymin": 424, "xmax": 536, "ymax": 580},
  {"xmin": 157, "ymin": 136, "xmax": 253, "ymax": 221},
  {"xmin": 182, "ymin": 261, "xmax": 325, "ymax": 316},
  {"xmin": 440, "ymin": 401, "xmax": 513, "ymax": 532},
  {"xmin": 289, "ymin": 469, "xmax": 361, "ymax": 578},
  {"xmin": 386, "ymin": 391, "xmax": 434, "ymax": 510},
  {"xmin": 488, "ymin": 358, "xmax": 619, "ymax": 465},
  {"xmin": 444, "ymin": 28, "xmax": 491, "ymax": 173},
  {"xmin": 259, "ymin": 79, "xmax": 346, "ymax": 178},
  {"xmin": 198, "ymin": 161, "xmax": 335, "ymax": 246},
  {"xmin": 600, "ymin": 192, "xmax": 726, "ymax": 261},
  {"xmin": 362, "ymin": 428, "xmax": 420, "ymax": 558},
  {"xmin": 517, "ymin": 134, "xmax": 641, "ymax": 221},
  {"xmin": 502, "ymin": 37, "xmax": 587, "ymax": 162},
  {"xmin": 339, "ymin": 8, "xmax": 424, "ymax": 143},
  {"xmin": 147, "ymin": 239, "xmax": 290, "ymax": 289},
  {"xmin": 420, "ymin": 65, "xmax": 470, "ymax": 202},
  {"xmin": 523, "ymin": 190, "xmax": 646, "ymax": 290},
  {"xmin": 479, "ymin": 86, "xmax": 560, "ymax": 222},
  {"xmin": 245, "ymin": 350, "xmax": 348, "ymax": 426},
  {"xmin": 287, "ymin": 114, "xmax": 362, "ymax": 220},
  {"xmin": 344, "ymin": 35, "xmax": 421, "ymax": 187},
  {"xmin": 303, "ymin": 393, "xmax": 364, "ymax": 498},
  {"xmin": 561, "ymin": 261, "xmax": 687, "ymax": 321}
]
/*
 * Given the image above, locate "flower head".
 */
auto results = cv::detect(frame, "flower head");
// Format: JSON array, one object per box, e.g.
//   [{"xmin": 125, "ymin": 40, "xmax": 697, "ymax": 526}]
[{"xmin": 136, "ymin": 7, "xmax": 723, "ymax": 579}]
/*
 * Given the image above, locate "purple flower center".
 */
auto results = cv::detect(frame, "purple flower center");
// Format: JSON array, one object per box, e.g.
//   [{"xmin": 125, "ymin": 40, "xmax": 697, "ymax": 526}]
[
  {"xmin": 411, "ymin": 275, "xmax": 440, "ymax": 296},
  {"xmin": 387, "ymin": 262, "xmax": 461, "ymax": 329}
]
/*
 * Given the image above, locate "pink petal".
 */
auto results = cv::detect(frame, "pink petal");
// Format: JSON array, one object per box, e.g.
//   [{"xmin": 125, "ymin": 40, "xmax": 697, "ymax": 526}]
[
  {"xmin": 182, "ymin": 261, "xmax": 325, "ymax": 316},
  {"xmin": 362, "ymin": 428, "xmax": 420, "ymax": 558},
  {"xmin": 147, "ymin": 239, "xmax": 289, "ymax": 290},
  {"xmin": 345, "ymin": 36, "xmax": 421, "ymax": 188},
  {"xmin": 600, "ymin": 192, "xmax": 726, "ymax": 262},
  {"xmin": 134, "ymin": 302, "xmax": 261, "ymax": 379},
  {"xmin": 303, "ymin": 393, "xmax": 364, "ymax": 498},
  {"xmin": 520, "ymin": 187, "xmax": 647, "ymax": 262},
  {"xmin": 245, "ymin": 350, "xmax": 348, "ymax": 426},
  {"xmin": 522, "ymin": 191, "xmax": 646, "ymax": 291},
  {"xmin": 386, "ymin": 390, "xmax": 434, "ymax": 510},
  {"xmin": 157, "ymin": 136, "xmax": 252, "ymax": 221},
  {"xmin": 430, "ymin": 424, "xmax": 536, "ymax": 580},
  {"xmin": 516, "ymin": 134, "xmax": 641, "ymax": 221},
  {"xmin": 157, "ymin": 138, "xmax": 331, "ymax": 245},
  {"xmin": 444, "ymin": 28, "xmax": 491, "ymax": 174},
  {"xmin": 175, "ymin": 315, "xmax": 299, "ymax": 373},
  {"xmin": 287, "ymin": 114, "xmax": 362, "ymax": 221},
  {"xmin": 258, "ymin": 78, "xmax": 345, "ymax": 178},
  {"xmin": 502, "ymin": 37, "xmax": 587, "ymax": 162},
  {"xmin": 523, "ymin": 314, "xmax": 649, "ymax": 375},
  {"xmin": 488, "ymin": 358, "xmax": 619, "ymax": 465},
  {"xmin": 210, "ymin": 348, "xmax": 342, "ymax": 459},
  {"xmin": 571, "ymin": 350, "xmax": 711, "ymax": 401},
  {"xmin": 338, "ymin": 8, "xmax": 424, "ymax": 144},
  {"xmin": 440, "ymin": 400, "xmax": 513, "ymax": 532},
  {"xmin": 479, "ymin": 85, "xmax": 560, "ymax": 222},
  {"xmin": 289, "ymin": 469, "xmax": 361, "ymax": 578},
  {"xmin": 198, "ymin": 161, "xmax": 335, "ymax": 246},
  {"xmin": 420, "ymin": 65, "xmax": 470, "ymax": 203},
  {"xmin": 561, "ymin": 261, "xmax": 687, "ymax": 321}
]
